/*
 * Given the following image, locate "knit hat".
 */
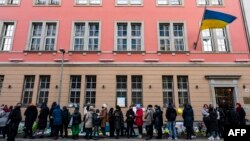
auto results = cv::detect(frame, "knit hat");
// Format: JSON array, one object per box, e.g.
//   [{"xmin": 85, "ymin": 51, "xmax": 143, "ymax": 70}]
[
  {"xmin": 102, "ymin": 104, "xmax": 107, "ymax": 108},
  {"xmin": 136, "ymin": 104, "xmax": 141, "ymax": 109}
]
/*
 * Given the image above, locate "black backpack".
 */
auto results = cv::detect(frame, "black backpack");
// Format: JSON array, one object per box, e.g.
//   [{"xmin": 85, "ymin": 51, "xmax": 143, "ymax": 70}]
[{"xmin": 72, "ymin": 113, "xmax": 80, "ymax": 125}]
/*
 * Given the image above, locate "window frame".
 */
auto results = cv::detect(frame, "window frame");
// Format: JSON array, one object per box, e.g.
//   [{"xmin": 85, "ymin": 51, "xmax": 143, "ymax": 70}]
[
  {"xmin": 21, "ymin": 75, "xmax": 35, "ymax": 106},
  {"xmin": 131, "ymin": 75, "xmax": 143, "ymax": 105},
  {"xmin": 26, "ymin": 21, "xmax": 59, "ymax": 51},
  {"xmin": 116, "ymin": 75, "xmax": 128, "ymax": 108},
  {"xmin": 158, "ymin": 21, "xmax": 188, "ymax": 52},
  {"xmin": 0, "ymin": 75, "xmax": 4, "ymax": 95},
  {"xmin": 114, "ymin": 21, "xmax": 144, "ymax": 52},
  {"xmin": 177, "ymin": 75, "xmax": 190, "ymax": 107},
  {"xmin": 69, "ymin": 75, "xmax": 82, "ymax": 105},
  {"xmin": 33, "ymin": 0, "xmax": 61, "ymax": 6},
  {"xmin": 0, "ymin": 0, "xmax": 20, "ymax": 6},
  {"xmin": 196, "ymin": 0, "xmax": 224, "ymax": 6},
  {"xmin": 36, "ymin": 75, "xmax": 50, "ymax": 106},
  {"xmin": 0, "ymin": 21, "xmax": 16, "ymax": 51},
  {"xmin": 74, "ymin": 0, "xmax": 102, "ymax": 6},
  {"xmin": 156, "ymin": 0, "xmax": 184, "ymax": 6},
  {"xmin": 84, "ymin": 75, "xmax": 97, "ymax": 106},
  {"xmin": 201, "ymin": 27, "xmax": 231, "ymax": 53},
  {"xmin": 162, "ymin": 75, "xmax": 174, "ymax": 106},
  {"xmin": 71, "ymin": 21, "xmax": 101, "ymax": 52},
  {"xmin": 116, "ymin": 0, "xmax": 143, "ymax": 6}
]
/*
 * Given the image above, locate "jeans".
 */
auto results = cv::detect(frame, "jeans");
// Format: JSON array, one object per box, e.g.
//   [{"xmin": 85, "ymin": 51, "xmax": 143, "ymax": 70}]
[
  {"xmin": 168, "ymin": 121, "xmax": 177, "ymax": 139},
  {"xmin": 211, "ymin": 131, "xmax": 219, "ymax": 138},
  {"xmin": 93, "ymin": 126, "xmax": 99, "ymax": 138}
]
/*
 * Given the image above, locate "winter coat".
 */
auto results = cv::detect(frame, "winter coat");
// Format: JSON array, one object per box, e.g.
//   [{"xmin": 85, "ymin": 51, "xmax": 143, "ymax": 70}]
[
  {"xmin": 0, "ymin": 110, "xmax": 10, "ymax": 127},
  {"xmin": 144, "ymin": 108, "xmax": 154, "ymax": 126},
  {"xmin": 72, "ymin": 111, "xmax": 82, "ymax": 125},
  {"xmin": 113, "ymin": 109, "xmax": 124, "ymax": 129},
  {"xmin": 237, "ymin": 108, "xmax": 246, "ymax": 125},
  {"xmin": 8, "ymin": 106, "xmax": 22, "ymax": 124},
  {"xmin": 24, "ymin": 105, "xmax": 38, "ymax": 127},
  {"xmin": 209, "ymin": 109, "xmax": 219, "ymax": 131},
  {"xmin": 85, "ymin": 111, "xmax": 93, "ymax": 128},
  {"xmin": 92, "ymin": 113, "xmax": 100, "ymax": 126},
  {"xmin": 99, "ymin": 108, "xmax": 108, "ymax": 128},
  {"xmin": 126, "ymin": 109, "xmax": 135, "ymax": 123},
  {"xmin": 135, "ymin": 108, "xmax": 143, "ymax": 126},
  {"xmin": 153, "ymin": 108, "xmax": 163, "ymax": 129},
  {"xmin": 224, "ymin": 108, "xmax": 240, "ymax": 126},
  {"xmin": 38, "ymin": 105, "xmax": 49, "ymax": 130},
  {"xmin": 62, "ymin": 109, "xmax": 71, "ymax": 124},
  {"xmin": 182, "ymin": 105, "xmax": 194, "ymax": 127},
  {"xmin": 52, "ymin": 105, "xmax": 63, "ymax": 126},
  {"xmin": 166, "ymin": 106, "xmax": 177, "ymax": 122},
  {"xmin": 108, "ymin": 110, "xmax": 114, "ymax": 124}
]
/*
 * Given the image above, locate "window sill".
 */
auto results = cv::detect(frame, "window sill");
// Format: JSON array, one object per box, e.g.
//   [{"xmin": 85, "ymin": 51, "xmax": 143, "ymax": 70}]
[
  {"xmin": 113, "ymin": 51, "xmax": 146, "ymax": 54},
  {"xmin": 33, "ymin": 4, "xmax": 61, "ymax": 7},
  {"xmin": 0, "ymin": 4, "xmax": 20, "ymax": 7},
  {"xmin": 68, "ymin": 50, "xmax": 101, "ymax": 54},
  {"xmin": 115, "ymin": 5, "xmax": 143, "ymax": 7},
  {"xmin": 74, "ymin": 4, "xmax": 102, "ymax": 7},
  {"xmin": 23, "ymin": 50, "xmax": 57, "ymax": 53},
  {"xmin": 196, "ymin": 5, "xmax": 225, "ymax": 8},
  {"xmin": 156, "ymin": 5, "xmax": 184, "ymax": 7},
  {"xmin": 157, "ymin": 51, "xmax": 190, "ymax": 54}
]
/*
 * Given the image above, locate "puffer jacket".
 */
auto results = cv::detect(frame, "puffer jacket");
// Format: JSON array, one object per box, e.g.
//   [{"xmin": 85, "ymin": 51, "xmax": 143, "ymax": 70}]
[
  {"xmin": 144, "ymin": 108, "xmax": 154, "ymax": 126},
  {"xmin": 52, "ymin": 105, "xmax": 63, "ymax": 126},
  {"xmin": 0, "ymin": 110, "xmax": 10, "ymax": 127},
  {"xmin": 85, "ymin": 111, "xmax": 93, "ymax": 128}
]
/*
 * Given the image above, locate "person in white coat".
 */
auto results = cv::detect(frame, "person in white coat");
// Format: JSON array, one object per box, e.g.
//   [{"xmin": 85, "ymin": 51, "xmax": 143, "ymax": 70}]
[{"xmin": 0, "ymin": 106, "xmax": 10, "ymax": 139}]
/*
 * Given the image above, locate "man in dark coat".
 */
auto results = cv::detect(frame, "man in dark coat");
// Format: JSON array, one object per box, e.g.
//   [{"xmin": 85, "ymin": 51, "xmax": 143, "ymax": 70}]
[
  {"xmin": 224, "ymin": 105, "xmax": 240, "ymax": 126},
  {"xmin": 126, "ymin": 105, "xmax": 135, "ymax": 138},
  {"xmin": 23, "ymin": 104, "xmax": 38, "ymax": 139},
  {"xmin": 113, "ymin": 105, "xmax": 124, "ymax": 139},
  {"xmin": 61, "ymin": 106, "xmax": 70, "ymax": 138},
  {"xmin": 236, "ymin": 103, "xmax": 246, "ymax": 125},
  {"xmin": 49, "ymin": 102, "xmax": 57, "ymax": 137},
  {"xmin": 182, "ymin": 104, "xmax": 194, "ymax": 140},
  {"xmin": 37, "ymin": 102, "xmax": 49, "ymax": 138},
  {"xmin": 166, "ymin": 103, "xmax": 177, "ymax": 140},
  {"xmin": 52, "ymin": 105, "xmax": 63, "ymax": 140},
  {"xmin": 7, "ymin": 103, "xmax": 22, "ymax": 141},
  {"xmin": 153, "ymin": 105, "xmax": 163, "ymax": 139},
  {"xmin": 108, "ymin": 108, "xmax": 115, "ymax": 138}
]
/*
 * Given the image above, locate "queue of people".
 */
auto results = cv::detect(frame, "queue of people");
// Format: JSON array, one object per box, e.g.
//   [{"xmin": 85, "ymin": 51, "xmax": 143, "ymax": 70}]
[{"xmin": 0, "ymin": 101, "xmax": 247, "ymax": 141}]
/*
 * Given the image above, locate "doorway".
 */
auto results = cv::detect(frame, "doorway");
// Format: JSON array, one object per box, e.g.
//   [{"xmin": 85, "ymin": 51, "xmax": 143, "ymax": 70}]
[{"xmin": 214, "ymin": 87, "xmax": 235, "ymax": 109}]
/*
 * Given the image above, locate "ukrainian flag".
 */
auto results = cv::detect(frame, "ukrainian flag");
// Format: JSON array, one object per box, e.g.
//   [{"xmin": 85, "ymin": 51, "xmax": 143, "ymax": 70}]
[{"xmin": 200, "ymin": 9, "xmax": 237, "ymax": 30}]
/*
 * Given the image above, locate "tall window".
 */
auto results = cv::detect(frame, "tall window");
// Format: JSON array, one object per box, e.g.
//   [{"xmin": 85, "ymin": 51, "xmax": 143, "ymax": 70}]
[
  {"xmin": 75, "ymin": 0, "xmax": 102, "ymax": 5},
  {"xmin": 131, "ymin": 75, "xmax": 142, "ymax": 105},
  {"xmin": 69, "ymin": 76, "xmax": 81, "ymax": 105},
  {"xmin": 29, "ymin": 22, "xmax": 57, "ymax": 51},
  {"xmin": 177, "ymin": 76, "xmax": 189, "ymax": 107},
  {"xmin": 0, "ymin": 0, "xmax": 20, "ymax": 5},
  {"xmin": 73, "ymin": 22, "xmax": 100, "ymax": 51},
  {"xmin": 116, "ymin": 0, "xmax": 143, "ymax": 5},
  {"xmin": 35, "ymin": 0, "xmax": 60, "ymax": 5},
  {"xmin": 157, "ymin": 0, "xmax": 183, "ymax": 5},
  {"xmin": 201, "ymin": 28, "xmax": 229, "ymax": 52},
  {"xmin": 37, "ymin": 75, "xmax": 50, "ymax": 105},
  {"xmin": 0, "ymin": 22, "xmax": 15, "ymax": 51},
  {"xmin": 116, "ymin": 76, "xmax": 127, "ymax": 107},
  {"xmin": 0, "ymin": 75, "xmax": 4, "ymax": 95},
  {"xmin": 159, "ymin": 23, "xmax": 186, "ymax": 51},
  {"xmin": 85, "ymin": 75, "xmax": 96, "ymax": 106},
  {"xmin": 197, "ymin": 0, "xmax": 223, "ymax": 6},
  {"xmin": 116, "ymin": 22, "xmax": 143, "ymax": 51},
  {"xmin": 162, "ymin": 76, "xmax": 174, "ymax": 106},
  {"xmin": 21, "ymin": 76, "xmax": 35, "ymax": 106}
]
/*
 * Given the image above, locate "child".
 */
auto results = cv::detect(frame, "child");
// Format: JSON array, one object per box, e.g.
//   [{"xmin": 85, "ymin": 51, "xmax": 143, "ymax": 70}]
[{"xmin": 93, "ymin": 109, "xmax": 100, "ymax": 140}]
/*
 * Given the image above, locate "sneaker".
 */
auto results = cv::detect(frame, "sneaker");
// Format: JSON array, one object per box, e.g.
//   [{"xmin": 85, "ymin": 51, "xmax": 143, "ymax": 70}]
[
  {"xmin": 174, "ymin": 137, "xmax": 178, "ymax": 140},
  {"xmin": 138, "ymin": 135, "xmax": 142, "ymax": 139},
  {"xmin": 216, "ymin": 136, "xmax": 220, "ymax": 140},
  {"xmin": 168, "ymin": 137, "xmax": 172, "ymax": 140},
  {"xmin": 192, "ymin": 135, "xmax": 196, "ymax": 139},
  {"xmin": 208, "ymin": 136, "xmax": 214, "ymax": 140}
]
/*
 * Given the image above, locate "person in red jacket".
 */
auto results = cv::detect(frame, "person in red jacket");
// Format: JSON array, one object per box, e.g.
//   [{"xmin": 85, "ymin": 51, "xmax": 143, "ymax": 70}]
[{"xmin": 135, "ymin": 104, "xmax": 143, "ymax": 139}]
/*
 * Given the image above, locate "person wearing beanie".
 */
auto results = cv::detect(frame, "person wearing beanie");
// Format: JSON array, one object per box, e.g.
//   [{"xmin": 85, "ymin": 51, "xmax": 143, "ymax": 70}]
[
  {"xmin": 99, "ymin": 104, "xmax": 108, "ymax": 137},
  {"xmin": 236, "ymin": 103, "xmax": 246, "ymax": 125},
  {"xmin": 71, "ymin": 106, "xmax": 82, "ymax": 140}
]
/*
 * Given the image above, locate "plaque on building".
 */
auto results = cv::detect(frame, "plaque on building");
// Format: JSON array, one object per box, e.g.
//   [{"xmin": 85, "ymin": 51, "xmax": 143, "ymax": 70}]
[{"xmin": 243, "ymin": 97, "xmax": 250, "ymax": 104}]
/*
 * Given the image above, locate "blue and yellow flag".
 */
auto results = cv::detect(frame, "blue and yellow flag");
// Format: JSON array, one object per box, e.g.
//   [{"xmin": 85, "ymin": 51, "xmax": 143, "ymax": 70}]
[{"xmin": 200, "ymin": 9, "xmax": 237, "ymax": 30}]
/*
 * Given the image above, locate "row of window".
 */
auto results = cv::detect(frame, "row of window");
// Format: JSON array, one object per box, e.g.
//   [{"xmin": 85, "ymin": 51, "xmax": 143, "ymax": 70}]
[
  {"xmin": 0, "ymin": 21, "xmax": 230, "ymax": 52},
  {"xmin": 0, "ymin": 0, "xmax": 224, "ymax": 6},
  {"xmin": 0, "ymin": 75, "xmax": 189, "ymax": 107}
]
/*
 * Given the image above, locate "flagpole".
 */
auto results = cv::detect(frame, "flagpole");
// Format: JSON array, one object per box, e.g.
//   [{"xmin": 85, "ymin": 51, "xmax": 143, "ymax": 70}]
[{"xmin": 193, "ymin": 4, "xmax": 207, "ymax": 50}]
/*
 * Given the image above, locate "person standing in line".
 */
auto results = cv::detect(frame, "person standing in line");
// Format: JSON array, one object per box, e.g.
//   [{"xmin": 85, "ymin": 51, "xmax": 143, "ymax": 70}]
[
  {"xmin": 37, "ymin": 102, "xmax": 50, "ymax": 138},
  {"xmin": 144, "ymin": 105, "xmax": 154, "ymax": 140},
  {"xmin": 71, "ymin": 106, "xmax": 82, "ymax": 140},
  {"xmin": 224, "ymin": 105, "xmax": 240, "ymax": 126},
  {"xmin": 108, "ymin": 108, "xmax": 115, "ymax": 138},
  {"xmin": 7, "ymin": 103, "xmax": 22, "ymax": 141},
  {"xmin": 216, "ymin": 104, "xmax": 225, "ymax": 138},
  {"xmin": 61, "ymin": 106, "xmax": 70, "ymax": 138},
  {"xmin": 99, "ymin": 104, "xmax": 108, "ymax": 138},
  {"xmin": 201, "ymin": 104, "xmax": 210, "ymax": 137},
  {"xmin": 49, "ymin": 102, "xmax": 57, "ymax": 137},
  {"xmin": 23, "ymin": 103, "xmax": 38, "ymax": 139},
  {"xmin": 236, "ymin": 103, "xmax": 246, "ymax": 126},
  {"xmin": 166, "ymin": 103, "xmax": 177, "ymax": 140},
  {"xmin": 52, "ymin": 104, "xmax": 63, "ymax": 140},
  {"xmin": 113, "ymin": 105, "xmax": 124, "ymax": 139},
  {"xmin": 153, "ymin": 105, "xmax": 163, "ymax": 139},
  {"xmin": 126, "ymin": 105, "xmax": 135, "ymax": 138},
  {"xmin": 182, "ymin": 104, "xmax": 194, "ymax": 140},
  {"xmin": 0, "ymin": 105, "xmax": 10, "ymax": 139},
  {"xmin": 208, "ymin": 106, "xmax": 220, "ymax": 140},
  {"xmin": 92, "ymin": 109, "xmax": 100, "ymax": 140},
  {"xmin": 85, "ymin": 106, "xmax": 93, "ymax": 140},
  {"xmin": 135, "ymin": 104, "xmax": 143, "ymax": 139}
]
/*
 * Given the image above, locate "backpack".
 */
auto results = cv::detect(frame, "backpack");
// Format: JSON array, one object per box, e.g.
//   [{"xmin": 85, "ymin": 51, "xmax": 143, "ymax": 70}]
[
  {"xmin": 72, "ymin": 113, "xmax": 80, "ymax": 125},
  {"xmin": 92, "ymin": 113, "xmax": 100, "ymax": 126}
]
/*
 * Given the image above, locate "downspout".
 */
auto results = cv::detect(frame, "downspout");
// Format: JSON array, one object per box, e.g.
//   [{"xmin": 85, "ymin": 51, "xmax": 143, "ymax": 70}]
[{"xmin": 239, "ymin": 0, "xmax": 250, "ymax": 58}]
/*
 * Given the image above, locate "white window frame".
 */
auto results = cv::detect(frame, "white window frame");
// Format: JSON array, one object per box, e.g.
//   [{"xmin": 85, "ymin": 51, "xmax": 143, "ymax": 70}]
[
  {"xmin": 177, "ymin": 76, "xmax": 190, "ymax": 107},
  {"xmin": 197, "ymin": 0, "xmax": 223, "ymax": 6},
  {"xmin": 131, "ymin": 75, "xmax": 143, "ymax": 105},
  {"xmin": 115, "ymin": 21, "xmax": 144, "ymax": 51},
  {"xmin": 158, "ymin": 22, "xmax": 188, "ymax": 52},
  {"xmin": 162, "ymin": 76, "xmax": 174, "ymax": 106},
  {"xmin": 71, "ymin": 21, "xmax": 101, "ymax": 51},
  {"xmin": 34, "ymin": 0, "xmax": 61, "ymax": 6},
  {"xmin": 75, "ymin": 0, "xmax": 102, "ymax": 6},
  {"xmin": 0, "ymin": 21, "xmax": 16, "ymax": 51},
  {"xmin": 85, "ymin": 75, "xmax": 96, "ymax": 106},
  {"xmin": 69, "ymin": 75, "xmax": 81, "ymax": 105},
  {"xmin": 116, "ymin": 75, "xmax": 128, "ymax": 107},
  {"xmin": 156, "ymin": 0, "xmax": 184, "ymax": 6},
  {"xmin": 116, "ymin": 0, "xmax": 143, "ymax": 6},
  {"xmin": 21, "ymin": 75, "xmax": 35, "ymax": 106},
  {"xmin": 27, "ymin": 21, "xmax": 59, "ymax": 51},
  {"xmin": 201, "ymin": 28, "xmax": 230, "ymax": 52},
  {"xmin": 37, "ymin": 75, "xmax": 50, "ymax": 106},
  {"xmin": 0, "ymin": 0, "xmax": 20, "ymax": 5},
  {"xmin": 0, "ymin": 75, "xmax": 4, "ymax": 95}
]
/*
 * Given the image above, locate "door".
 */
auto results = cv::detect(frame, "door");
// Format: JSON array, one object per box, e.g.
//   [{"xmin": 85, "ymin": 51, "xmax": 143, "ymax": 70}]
[{"xmin": 214, "ymin": 87, "xmax": 235, "ymax": 109}]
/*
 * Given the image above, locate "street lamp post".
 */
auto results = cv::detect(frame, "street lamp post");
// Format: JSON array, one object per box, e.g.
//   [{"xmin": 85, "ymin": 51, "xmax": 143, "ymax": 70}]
[{"xmin": 58, "ymin": 48, "xmax": 65, "ymax": 105}]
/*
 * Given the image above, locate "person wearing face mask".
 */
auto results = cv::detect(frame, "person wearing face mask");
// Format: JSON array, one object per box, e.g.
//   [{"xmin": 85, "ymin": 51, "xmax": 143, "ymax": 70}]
[
  {"xmin": 126, "ymin": 105, "xmax": 135, "ymax": 138},
  {"xmin": 144, "ymin": 105, "xmax": 154, "ymax": 140},
  {"xmin": 135, "ymin": 104, "xmax": 143, "ymax": 139},
  {"xmin": 153, "ymin": 105, "xmax": 163, "ymax": 139},
  {"xmin": 7, "ymin": 103, "xmax": 22, "ymax": 141}
]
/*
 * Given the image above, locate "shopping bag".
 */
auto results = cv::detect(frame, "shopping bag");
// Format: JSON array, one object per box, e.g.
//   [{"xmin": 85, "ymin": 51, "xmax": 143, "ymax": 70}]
[
  {"xmin": 32, "ymin": 121, "xmax": 38, "ymax": 132},
  {"xmin": 68, "ymin": 117, "xmax": 73, "ymax": 128}
]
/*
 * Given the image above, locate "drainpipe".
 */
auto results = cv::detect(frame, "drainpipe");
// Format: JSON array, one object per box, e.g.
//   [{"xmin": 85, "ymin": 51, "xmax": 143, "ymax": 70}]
[{"xmin": 239, "ymin": 0, "xmax": 250, "ymax": 58}]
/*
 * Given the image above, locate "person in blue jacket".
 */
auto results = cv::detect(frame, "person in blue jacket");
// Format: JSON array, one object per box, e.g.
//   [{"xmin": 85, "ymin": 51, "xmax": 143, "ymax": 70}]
[{"xmin": 52, "ymin": 105, "xmax": 63, "ymax": 140}]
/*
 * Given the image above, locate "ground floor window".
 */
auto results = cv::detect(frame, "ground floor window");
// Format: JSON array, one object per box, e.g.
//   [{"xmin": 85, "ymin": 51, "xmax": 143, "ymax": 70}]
[
  {"xmin": 21, "ymin": 75, "xmax": 35, "ymax": 106},
  {"xmin": 85, "ymin": 75, "xmax": 96, "ymax": 106},
  {"xmin": 69, "ymin": 75, "xmax": 81, "ymax": 105},
  {"xmin": 131, "ymin": 75, "xmax": 143, "ymax": 105},
  {"xmin": 162, "ymin": 76, "xmax": 174, "ymax": 106},
  {"xmin": 177, "ymin": 76, "xmax": 189, "ymax": 107},
  {"xmin": 116, "ymin": 75, "xmax": 127, "ymax": 107},
  {"xmin": 37, "ymin": 75, "xmax": 50, "ymax": 106}
]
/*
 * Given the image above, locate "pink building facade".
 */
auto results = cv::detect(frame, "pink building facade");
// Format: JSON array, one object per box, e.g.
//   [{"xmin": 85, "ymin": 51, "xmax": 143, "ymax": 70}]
[{"xmin": 0, "ymin": 0, "xmax": 249, "ymax": 120}]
